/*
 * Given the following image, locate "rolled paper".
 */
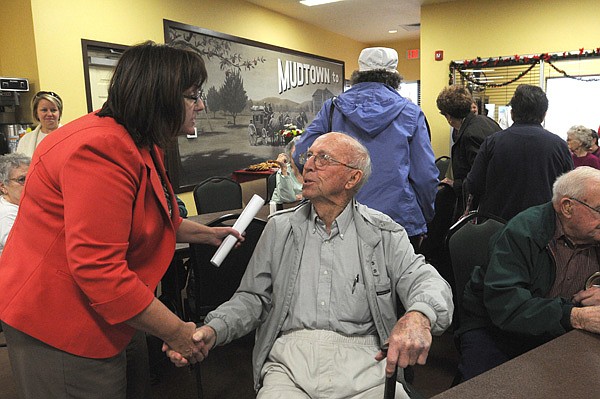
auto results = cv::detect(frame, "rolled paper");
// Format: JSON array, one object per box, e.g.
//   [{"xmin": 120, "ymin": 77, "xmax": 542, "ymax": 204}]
[{"xmin": 210, "ymin": 194, "xmax": 264, "ymax": 267}]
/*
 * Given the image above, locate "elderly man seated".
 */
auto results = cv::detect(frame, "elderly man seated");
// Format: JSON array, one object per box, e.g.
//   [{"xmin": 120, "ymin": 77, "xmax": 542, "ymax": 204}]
[
  {"xmin": 457, "ymin": 166, "xmax": 600, "ymax": 382},
  {"xmin": 166, "ymin": 132, "xmax": 453, "ymax": 398}
]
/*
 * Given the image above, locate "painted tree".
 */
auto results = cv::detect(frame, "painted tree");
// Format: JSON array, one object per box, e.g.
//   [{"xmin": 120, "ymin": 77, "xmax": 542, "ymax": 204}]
[
  {"xmin": 219, "ymin": 70, "xmax": 247, "ymax": 125},
  {"xmin": 206, "ymin": 86, "xmax": 221, "ymax": 118}
]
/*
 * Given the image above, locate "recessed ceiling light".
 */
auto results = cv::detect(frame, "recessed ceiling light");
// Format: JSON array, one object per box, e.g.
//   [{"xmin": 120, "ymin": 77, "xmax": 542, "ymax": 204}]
[
  {"xmin": 300, "ymin": 0, "xmax": 344, "ymax": 6},
  {"xmin": 388, "ymin": 29, "xmax": 398, "ymax": 34}
]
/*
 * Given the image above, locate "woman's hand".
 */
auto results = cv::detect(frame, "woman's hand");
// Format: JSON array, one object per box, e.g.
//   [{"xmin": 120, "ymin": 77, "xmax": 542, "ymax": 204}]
[
  {"xmin": 276, "ymin": 153, "xmax": 289, "ymax": 175},
  {"xmin": 177, "ymin": 219, "xmax": 244, "ymax": 246}
]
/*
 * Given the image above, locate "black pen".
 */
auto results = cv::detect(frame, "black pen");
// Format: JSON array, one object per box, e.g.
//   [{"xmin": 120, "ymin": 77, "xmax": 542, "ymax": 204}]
[{"xmin": 352, "ymin": 274, "xmax": 359, "ymax": 294}]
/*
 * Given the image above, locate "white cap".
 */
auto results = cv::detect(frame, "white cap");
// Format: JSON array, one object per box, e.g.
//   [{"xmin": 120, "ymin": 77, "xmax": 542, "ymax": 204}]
[{"xmin": 358, "ymin": 47, "xmax": 398, "ymax": 73}]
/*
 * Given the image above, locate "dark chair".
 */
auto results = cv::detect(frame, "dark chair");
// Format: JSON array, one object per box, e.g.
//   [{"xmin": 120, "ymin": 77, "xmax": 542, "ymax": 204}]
[
  {"xmin": 266, "ymin": 172, "xmax": 277, "ymax": 204},
  {"xmin": 419, "ymin": 182, "xmax": 457, "ymax": 286},
  {"xmin": 435, "ymin": 156, "xmax": 451, "ymax": 181},
  {"xmin": 187, "ymin": 214, "xmax": 267, "ymax": 398},
  {"xmin": 193, "ymin": 176, "xmax": 242, "ymax": 215},
  {"xmin": 446, "ymin": 211, "xmax": 506, "ymax": 327}
]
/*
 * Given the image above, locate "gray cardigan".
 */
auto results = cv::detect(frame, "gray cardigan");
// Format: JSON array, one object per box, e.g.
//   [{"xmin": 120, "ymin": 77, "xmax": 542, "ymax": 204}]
[{"xmin": 206, "ymin": 200, "xmax": 453, "ymax": 391}]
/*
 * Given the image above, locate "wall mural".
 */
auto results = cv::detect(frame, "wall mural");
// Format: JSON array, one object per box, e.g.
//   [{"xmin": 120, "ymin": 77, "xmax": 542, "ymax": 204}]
[{"xmin": 163, "ymin": 19, "xmax": 345, "ymax": 193}]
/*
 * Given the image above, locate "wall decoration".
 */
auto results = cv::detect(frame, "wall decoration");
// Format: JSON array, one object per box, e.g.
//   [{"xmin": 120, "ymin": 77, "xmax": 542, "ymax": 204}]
[{"xmin": 163, "ymin": 20, "xmax": 345, "ymax": 193}]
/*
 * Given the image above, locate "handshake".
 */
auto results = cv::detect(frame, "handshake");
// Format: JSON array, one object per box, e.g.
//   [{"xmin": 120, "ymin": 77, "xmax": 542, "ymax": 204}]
[{"xmin": 161, "ymin": 323, "xmax": 217, "ymax": 367}]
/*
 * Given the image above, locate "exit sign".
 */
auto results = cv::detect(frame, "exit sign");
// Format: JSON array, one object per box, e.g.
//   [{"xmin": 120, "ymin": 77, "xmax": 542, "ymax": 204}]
[{"xmin": 407, "ymin": 49, "xmax": 420, "ymax": 60}]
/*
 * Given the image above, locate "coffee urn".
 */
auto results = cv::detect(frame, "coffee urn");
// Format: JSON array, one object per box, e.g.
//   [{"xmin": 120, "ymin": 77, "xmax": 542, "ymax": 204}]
[{"xmin": 0, "ymin": 77, "xmax": 30, "ymax": 154}]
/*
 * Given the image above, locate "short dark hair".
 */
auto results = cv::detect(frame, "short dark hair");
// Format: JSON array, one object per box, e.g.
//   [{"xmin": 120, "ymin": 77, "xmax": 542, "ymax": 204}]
[
  {"xmin": 436, "ymin": 85, "xmax": 472, "ymax": 119},
  {"xmin": 509, "ymin": 84, "xmax": 548, "ymax": 124},
  {"xmin": 97, "ymin": 41, "xmax": 207, "ymax": 148},
  {"xmin": 349, "ymin": 69, "xmax": 402, "ymax": 89}
]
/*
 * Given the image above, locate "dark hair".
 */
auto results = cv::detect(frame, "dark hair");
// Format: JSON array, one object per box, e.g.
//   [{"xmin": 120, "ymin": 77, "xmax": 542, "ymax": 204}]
[
  {"xmin": 509, "ymin": 84, "xmax": 548, "ymax": 124},
  {"xmin": 436, "ymin": 85, "xmax": 472, "ymax": 119},
  {"xmin": 97, "ymin": 41, "xmax": 207, "ymax": 148},
  {"xmin": 349, "ymin": 69, "xmax": 402, "ymax": 89}
]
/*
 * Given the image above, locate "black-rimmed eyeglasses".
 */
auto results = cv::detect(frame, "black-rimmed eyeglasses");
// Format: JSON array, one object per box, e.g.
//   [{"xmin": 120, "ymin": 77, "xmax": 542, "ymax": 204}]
[
  {"xmin": 569, "ymin": 197, "xmax": 600, "ymax": 216},
  {"xmin": 183, "ymin": 89, "xmax": 204, "ymax": 105},
  {"xmin": 298, "ymin": 151, "xmax": 358, "ymax": 170}
]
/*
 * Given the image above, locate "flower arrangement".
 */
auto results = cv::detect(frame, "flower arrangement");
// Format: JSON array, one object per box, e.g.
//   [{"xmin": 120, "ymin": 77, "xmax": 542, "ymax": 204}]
[{"xmin": 279, "ymin": 124, "xmax": 303, "ymax": 140}]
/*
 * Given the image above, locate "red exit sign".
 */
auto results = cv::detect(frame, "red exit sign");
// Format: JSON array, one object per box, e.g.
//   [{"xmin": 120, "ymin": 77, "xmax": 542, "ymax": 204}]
[{"xmin": 407, "ymin": 49, "xmax": 420, "ymax": 60}]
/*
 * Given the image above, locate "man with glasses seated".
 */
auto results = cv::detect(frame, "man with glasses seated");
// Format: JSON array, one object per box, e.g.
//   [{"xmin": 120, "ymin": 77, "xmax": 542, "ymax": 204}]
[
  {"xmin": 165, "ymin": 132, "xmax": 453, "ymax": 398},
  {"xmin": 0, "ymin": 153, "xmax": 30, "ymax": 256},
  {"xmin": 457, "ymin": 166, "xmax": 600, "ymax": 383}
]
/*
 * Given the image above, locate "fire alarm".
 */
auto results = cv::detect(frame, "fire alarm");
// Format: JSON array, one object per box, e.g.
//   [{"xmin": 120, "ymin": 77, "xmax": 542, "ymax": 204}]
[{"xmin": 435, "ymin": 50, "xmax": 444, "ymax": 61}]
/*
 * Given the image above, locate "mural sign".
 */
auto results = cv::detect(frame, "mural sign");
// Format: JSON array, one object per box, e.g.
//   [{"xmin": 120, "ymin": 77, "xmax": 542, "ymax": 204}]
[{"xmin": 163, "ymin": 19, "xmax": 345, "ymax": 192}]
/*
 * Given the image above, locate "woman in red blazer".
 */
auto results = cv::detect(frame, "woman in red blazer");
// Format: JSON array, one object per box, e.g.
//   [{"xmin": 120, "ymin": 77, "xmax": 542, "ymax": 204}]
[{"xmin": 0, "ymin": 41, "xmax": 242, "ymax": 398}]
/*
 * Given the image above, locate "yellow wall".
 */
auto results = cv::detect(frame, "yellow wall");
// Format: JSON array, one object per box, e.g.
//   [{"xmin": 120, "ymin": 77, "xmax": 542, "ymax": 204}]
[
  {"xmin": 0, "ymin": 0, "xmax": 39, "ymax": 123},
  {"xmin": 421, "ymin": 0, "xmax": 600, "ymax": 157},
  {"xmin": 7, "ymin": 0, "xmax": 376, "ymax": 212},
  {"xmin": 385, "ymin": 38, "xmax": 421, "ymax": 82},
  {"xmin": 25, "ymin": 0, "xmax": 367, "ymax": 124}
]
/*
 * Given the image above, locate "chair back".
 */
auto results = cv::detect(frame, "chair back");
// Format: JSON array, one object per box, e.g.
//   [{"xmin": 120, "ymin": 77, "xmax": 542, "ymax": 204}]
[
  {"xmin": 188, "ymin": 214, "xmax": 267, "ymax": 321},
  {"xmin": 420, "ymin": 182, "xmax": 457, "ymax": 285},
  {"xmin": 266, "ymin": 172, "xmax": 277, "ymax": 204},
  {"xmin": 446, "ymin": 211, "xmax": 506, "ymax": 324},
  {"xmin": 193, "ymin": 176, "xmax": 242, "ymax": 214},
  {"xmin": 435, "ymin": 156, "xmax": 451, "ymax": 180}
]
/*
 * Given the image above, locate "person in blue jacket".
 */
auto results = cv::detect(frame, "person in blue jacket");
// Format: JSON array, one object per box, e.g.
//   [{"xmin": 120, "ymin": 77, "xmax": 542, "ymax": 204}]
[{"xmin": 293, "ymin": 47, "xmax": 438, "ymax": 248}]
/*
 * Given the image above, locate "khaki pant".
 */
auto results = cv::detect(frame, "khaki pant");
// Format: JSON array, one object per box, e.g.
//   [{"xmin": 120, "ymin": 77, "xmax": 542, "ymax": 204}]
[{"xmin": 258, "ymin": 329, "xmax": 409, "ymax": 399}]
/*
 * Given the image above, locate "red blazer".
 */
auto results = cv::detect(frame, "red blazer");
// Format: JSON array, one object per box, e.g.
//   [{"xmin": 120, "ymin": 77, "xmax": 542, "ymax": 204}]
[{"xmin": 0, "ymin": 112, "xmax": 182, "ymax": 358}]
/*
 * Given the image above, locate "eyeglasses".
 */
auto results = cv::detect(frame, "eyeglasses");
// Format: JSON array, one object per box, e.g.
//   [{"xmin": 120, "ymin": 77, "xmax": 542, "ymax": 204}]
[
  {"xmin": 569, "ymin": 197, "xmax": 600, "ymax": 216},
  {"xmin": 8, "ymin": 176, "xmax": 26, "ymax": 185},
  {"xmin": 183, "ymin": 89, "xmax": 204, "ymax": 105},
  {"xmin": 298, "ymin": 151, "xmax": 358, "ymax": 170}
]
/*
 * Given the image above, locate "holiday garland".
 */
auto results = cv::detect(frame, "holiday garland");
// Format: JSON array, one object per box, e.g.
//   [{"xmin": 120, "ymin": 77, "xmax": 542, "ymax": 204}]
[{"xmin": 449, "ymin": 47, "xmax": 600, "ymax": 87}]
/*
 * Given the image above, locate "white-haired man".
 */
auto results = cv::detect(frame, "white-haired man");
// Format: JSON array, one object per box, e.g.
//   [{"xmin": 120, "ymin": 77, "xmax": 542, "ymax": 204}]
[
  {"xmin": 458, "ymin": 166, "xmax": 600, "ymax": 382},
  {"xmin": 167, "ymin": 132, "xmax": 453, "ymax": 398}
]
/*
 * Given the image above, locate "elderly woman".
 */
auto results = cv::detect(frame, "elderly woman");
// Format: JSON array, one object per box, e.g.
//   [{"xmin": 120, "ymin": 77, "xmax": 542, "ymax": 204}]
[
  {"xmin": 0, "ymin": 41, "xmax": 242, "ymax": 398},
  {"xmin": 17, "ymin": 90, "xmax": 63, "ymax": 157},
  {"xmin": 566, "ymin": 125, "xmax": 600, "ymax": 169},
  {"xmin": 271, "ymin": 137, "xmax": 303, "ymax": 204},
  {"xmin": 436, "ymin": 85, "xmax": 501, "ymax": 218},
  {"xmin": 0, "ymin": 153, "xmax": 30, "ymax": 255}
]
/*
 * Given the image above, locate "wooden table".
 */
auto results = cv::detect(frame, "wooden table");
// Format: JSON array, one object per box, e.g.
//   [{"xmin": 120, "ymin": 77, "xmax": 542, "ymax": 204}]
[
  {"xmin": 430, "ymin": 329, "xmax": 600, "ymax": 399},
  {"xmin": 231, "ymin": 169, "xmax": 276, "ymax": 184}
]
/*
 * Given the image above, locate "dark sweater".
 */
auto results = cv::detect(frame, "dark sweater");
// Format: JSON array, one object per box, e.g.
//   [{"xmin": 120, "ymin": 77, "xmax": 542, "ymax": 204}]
[{"xmin": 465, "ymin": 123, "xmax": 573, "ymax": 221}]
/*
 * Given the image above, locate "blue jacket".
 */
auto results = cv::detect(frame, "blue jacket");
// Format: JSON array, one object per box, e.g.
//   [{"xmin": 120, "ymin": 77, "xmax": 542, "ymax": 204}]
[{"xmin": 293, "ymin": 82, "xmax": 438, "ymax": 236}]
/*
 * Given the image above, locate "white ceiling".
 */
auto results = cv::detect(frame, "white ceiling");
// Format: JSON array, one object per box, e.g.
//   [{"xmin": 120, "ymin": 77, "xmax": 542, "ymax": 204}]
[{"xmin": 245, "ymin": 0, "xmax": 454, "ymax": 44}]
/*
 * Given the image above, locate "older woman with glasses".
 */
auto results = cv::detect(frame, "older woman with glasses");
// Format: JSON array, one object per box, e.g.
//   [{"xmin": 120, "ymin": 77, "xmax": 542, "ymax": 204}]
[
  {"xmin": 0, "ymin": 41, "xmax": 242, "ymax": 398},
  {"xmin": 0, "ymin": 153, "xmax": 30, "ymax": 255},
  {"xmin": 17, "ymin": 90, "xmax": 63, "ymax": 157}
]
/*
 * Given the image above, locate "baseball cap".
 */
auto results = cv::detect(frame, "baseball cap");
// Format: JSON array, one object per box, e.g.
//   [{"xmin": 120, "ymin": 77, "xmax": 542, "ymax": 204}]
[{"xmin": 358, "ymin": 47, "xmax": 398, "ymax": 73}]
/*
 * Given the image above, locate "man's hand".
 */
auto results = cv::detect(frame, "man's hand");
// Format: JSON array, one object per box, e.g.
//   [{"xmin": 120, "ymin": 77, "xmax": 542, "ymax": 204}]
[
  {"xmin": 374, "ymin": 311, "xmax": 432, "ymax": 377},
  {"xmin": 571, "ymin": 306, "xmax": 600, "ymax": 334},
  {"xmin": 572, "ymin": 286, "xmax": 600, "ymax": 306},
  {"xmin": 162, "ymin": 325, "xmax": 217, "ymax": 367}
]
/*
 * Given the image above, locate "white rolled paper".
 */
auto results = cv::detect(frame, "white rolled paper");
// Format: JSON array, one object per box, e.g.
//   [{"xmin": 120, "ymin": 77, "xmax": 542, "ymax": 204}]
[{"xmin": 210, "ymin": 194, "xmax": 265, "ymax": 267}]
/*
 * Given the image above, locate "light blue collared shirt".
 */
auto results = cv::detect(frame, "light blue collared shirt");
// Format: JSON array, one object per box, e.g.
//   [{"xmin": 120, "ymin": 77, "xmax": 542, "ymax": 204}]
[{"xmin": 282, "ymin": 201, "xmax": 375, "ymax": 335}]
